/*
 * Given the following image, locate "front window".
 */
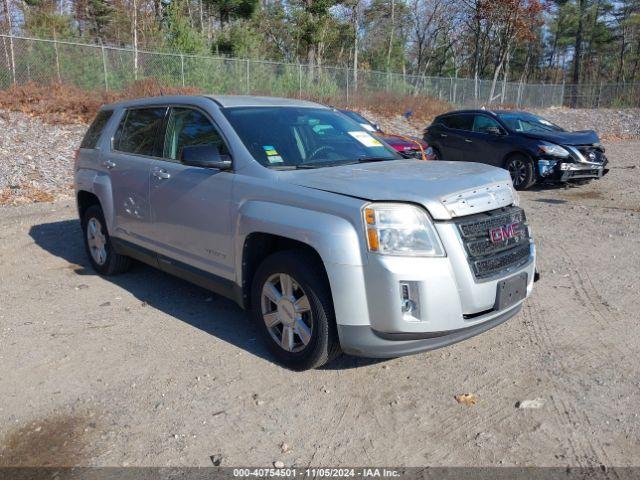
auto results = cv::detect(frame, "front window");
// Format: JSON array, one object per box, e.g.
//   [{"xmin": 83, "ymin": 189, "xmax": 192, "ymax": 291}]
[
  {"xmin": 221, "ymin": 107, "xmax": 400, "ymax": 169},
  {"xmin": 498, "ymin": 112, "xmax": 565, "ymax": 133},
  {"xmin": 163, "ymin": 107, "xmax": 229, "ymax": 161}
]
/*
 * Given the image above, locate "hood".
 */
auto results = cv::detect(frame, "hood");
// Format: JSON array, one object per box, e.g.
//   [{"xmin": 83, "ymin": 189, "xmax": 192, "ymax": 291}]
[
  {"xmin": 279, "ymin": 160, "xmax": 516, "ymax": 220},
  {"xmin": 521, "ymin": 129, "xmax": 600, "ymax": 146},
  {"xmin": 377, "ymin": 133, "xmax": 426, "ymax": 150}
]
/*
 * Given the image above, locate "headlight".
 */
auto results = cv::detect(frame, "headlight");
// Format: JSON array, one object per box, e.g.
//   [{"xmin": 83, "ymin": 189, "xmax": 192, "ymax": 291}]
[
  {"xmin": 538, "ymin": 142, "xmax": 570, "ymax": 158},
  {"xmin": 363, "ymin": 203, "xmax": 445, "ymax": 256}
]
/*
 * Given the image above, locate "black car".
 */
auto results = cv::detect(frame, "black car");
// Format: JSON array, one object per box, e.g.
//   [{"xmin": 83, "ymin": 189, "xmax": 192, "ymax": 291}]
[{"xmin": 424, "ymin": 109, "xmax": 609, "ymax": 190}]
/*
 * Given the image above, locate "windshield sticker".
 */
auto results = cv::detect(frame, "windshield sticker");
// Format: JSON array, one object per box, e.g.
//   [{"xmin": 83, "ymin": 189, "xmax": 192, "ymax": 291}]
[
  {"xmin": 263, "ymin": 145, "xmax": 279, "ymax": 156},
  {"xmin": 348, "ymin": 131, "xmax": 383, "ymax": 147},
  {"xmin": 267, "ymin": 155, "xmax": 284, "ymax": 164}
]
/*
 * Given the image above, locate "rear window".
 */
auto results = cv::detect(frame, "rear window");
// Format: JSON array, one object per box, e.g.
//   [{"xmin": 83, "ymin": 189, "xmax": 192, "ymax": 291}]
[
  {"xmin": 442, "ymin": 114, "xmax": 473, "ymax": 131},
  {"xmin": 80, "ymin": 110, "xmax": 113, "ymax": 149},
  {"xmin": 114, "ymin": 107, "xmax": 166, "ymax": 156}
]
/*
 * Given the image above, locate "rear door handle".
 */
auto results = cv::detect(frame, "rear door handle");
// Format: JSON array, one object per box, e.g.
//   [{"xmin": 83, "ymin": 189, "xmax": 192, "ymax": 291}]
[
  {"xmin": 102, "ymin": 160, "xmax": 116, "ymax": 169},
  {"xmin": 152, "ymin": 168, "xmax": 171, "ymax": 180},
  {"xmin": 440, "ymin": 133, "xmax": 448, "ymax": 138}
]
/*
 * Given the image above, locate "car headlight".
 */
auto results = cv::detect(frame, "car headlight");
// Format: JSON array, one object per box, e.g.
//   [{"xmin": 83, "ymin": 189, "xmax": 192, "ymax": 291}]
[
  {"xmin": 363, "ymin": 203, "xmax": 445, "ymax": 257},
  {"xmin": 538, "ymin": 142, "xmax": 570, "ymax": 158}
]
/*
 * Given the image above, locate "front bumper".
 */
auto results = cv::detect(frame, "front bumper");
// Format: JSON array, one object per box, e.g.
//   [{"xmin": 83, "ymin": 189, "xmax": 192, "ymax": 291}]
[
  {"xmin": 338, "ymin": 303, "xmax": 521, "ymax": 358},
  {"xmin": 328, "ymin": 215, "xmax": 536, "ymax": 358},
  {"xmin": 537, "ymin": 155, "xmax": 609, "ymax": 182}
]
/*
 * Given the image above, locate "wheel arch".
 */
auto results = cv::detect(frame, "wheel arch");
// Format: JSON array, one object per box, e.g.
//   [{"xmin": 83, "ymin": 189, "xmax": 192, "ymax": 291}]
[{"xmin": 241, "ymin": 233, "xmax": 328, "ymax": 309}]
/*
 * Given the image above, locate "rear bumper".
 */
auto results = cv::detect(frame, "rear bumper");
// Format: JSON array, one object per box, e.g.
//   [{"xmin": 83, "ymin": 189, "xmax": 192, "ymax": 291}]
[{"xmin": 338, "ymin": 303, "xmax": 522, "ymax": 358}]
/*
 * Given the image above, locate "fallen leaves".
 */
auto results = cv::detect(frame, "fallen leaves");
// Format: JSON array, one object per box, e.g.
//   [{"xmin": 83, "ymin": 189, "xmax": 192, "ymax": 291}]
[{"xmin": 454, "ymin": 393, "xmax": 478, "ymax": 406}]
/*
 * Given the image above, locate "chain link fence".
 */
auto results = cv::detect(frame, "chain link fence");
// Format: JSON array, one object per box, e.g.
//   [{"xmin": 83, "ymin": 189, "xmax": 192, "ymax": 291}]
[{"xmin": 5, "ymin": 34, "xmax": 635, "ymax": 109}]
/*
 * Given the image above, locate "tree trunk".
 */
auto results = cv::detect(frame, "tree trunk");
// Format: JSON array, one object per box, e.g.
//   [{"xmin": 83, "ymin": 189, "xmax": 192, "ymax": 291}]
[
  {"xmin": 571, "ymin": 0, "xmax": 585, "ymax": 107},
  {"xmin": 132, "ymin": 0, "xmax": 138, "ymax": 81},
  {"xmin": 386, "ymin": 0, "xmax": 395, "ymax": 72},
  {"xmin": 352, "ymin": 1, "xmax": 359, "ymax": 92},
  {"xmin": 2, "ymin": 0, "xmax": 15, "ymax": 84}
]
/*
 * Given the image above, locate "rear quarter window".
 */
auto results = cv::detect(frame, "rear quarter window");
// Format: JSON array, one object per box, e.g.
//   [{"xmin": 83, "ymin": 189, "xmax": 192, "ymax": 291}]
[
  {"xmin": 114, "ymin": 107, "xmax": 167, "ymax": 156},
  {"xmin": 80, "ymin": 110, "xmax": 113, "ymax": 149}
]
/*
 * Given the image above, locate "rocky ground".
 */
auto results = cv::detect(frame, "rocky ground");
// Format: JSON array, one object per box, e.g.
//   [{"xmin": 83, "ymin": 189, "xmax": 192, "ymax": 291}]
[
  {"xmin": 0, "ymin": 111, "xmax": 86, "ymax": 205},
  {"xmin": 0, "ymin": 106, "xmax": 639, "ymax": 467}
]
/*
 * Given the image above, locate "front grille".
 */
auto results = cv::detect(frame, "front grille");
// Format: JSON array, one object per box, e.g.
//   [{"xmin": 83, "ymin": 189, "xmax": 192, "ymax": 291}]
[
  {"xmin": 576, "ymin": 145, "xmax": 605, "ymax": 163},
  {"xmin": 455, "ymin": 206, "xmax": 532, "ymax": 279}
]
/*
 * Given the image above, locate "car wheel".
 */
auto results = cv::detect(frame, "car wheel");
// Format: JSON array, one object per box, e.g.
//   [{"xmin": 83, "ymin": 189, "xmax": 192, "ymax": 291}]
[
  {"xmin": 82, "ymin": 204, "xmax": 131, "ymax": 275},
  {"xmin": 505, "ymin": 155, "xmax": 535, "ymax": 190},
  {"xmin": 252, "ymin": 250, "xmax": 341, "ymax": 370}
]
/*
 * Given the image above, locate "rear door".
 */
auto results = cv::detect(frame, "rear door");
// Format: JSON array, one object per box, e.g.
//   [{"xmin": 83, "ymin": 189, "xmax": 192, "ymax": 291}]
[
  {"xmin": 438, "ymin": 114, "xmax": 474, "ymax": 161},
  {"xmin": 106, "ymin": 106, "xmax": 167, "ymax": 247},
  {"xmin": 148, "ymin": 106, "xmax": 235, "ymax": 280}
]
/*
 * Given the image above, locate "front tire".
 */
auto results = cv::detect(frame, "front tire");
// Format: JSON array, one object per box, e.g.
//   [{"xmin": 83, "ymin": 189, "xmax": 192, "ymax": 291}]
[
  {"xmin": 251, "ymin": 250, "xmax": 340, "ymax": 370},
  {"xmin": 505, "ymin": 154, "xmax": 535, "ymax": 190},
  {"xmin": 82, "ymin": 204, "xmax": 131, "ymax": 275}
]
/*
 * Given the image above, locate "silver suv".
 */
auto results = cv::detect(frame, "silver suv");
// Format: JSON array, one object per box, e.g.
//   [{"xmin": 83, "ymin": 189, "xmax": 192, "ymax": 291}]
[{"xmin": 75, "ymin": 95, "xmax": 536, "ymax": 370}]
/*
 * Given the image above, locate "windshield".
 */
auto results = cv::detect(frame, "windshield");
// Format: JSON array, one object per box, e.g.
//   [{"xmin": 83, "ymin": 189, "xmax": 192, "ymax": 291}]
[
  {"xmin": 339, "ymin": 110, "xmax": 378, "ymax": 132},
  {"xmin": 497, "ymin": 112, "xmax": 565, "ymax": 133},
  {"xmin": 222, "ymin": 107, "xmax": 399, "ymax": 168}
]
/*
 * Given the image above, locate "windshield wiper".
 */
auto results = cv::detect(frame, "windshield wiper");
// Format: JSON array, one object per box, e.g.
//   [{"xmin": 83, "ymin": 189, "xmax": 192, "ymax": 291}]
[{"xmin": 294, "ymin": 157, "xmax": 397, "ymax": 169}]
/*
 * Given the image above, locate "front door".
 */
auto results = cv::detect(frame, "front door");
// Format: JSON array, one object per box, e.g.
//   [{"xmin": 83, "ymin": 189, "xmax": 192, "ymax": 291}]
[
  {"xmin": 460, "ymin": 114, "xmax": 511, "ymax": 167},
  {"xmin": 148, "ymin": 106, "xmax": 235, "ymax": 280}
]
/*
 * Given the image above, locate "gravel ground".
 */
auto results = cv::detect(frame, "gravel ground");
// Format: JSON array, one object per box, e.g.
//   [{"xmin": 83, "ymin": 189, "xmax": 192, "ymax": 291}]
[
  {"xmin": 0, "ymin": 136, "xmax": 639, "ymax": 467},
  {"xmin": 0, "ymin": 111, "xmax": 85, "ymax": 205}
]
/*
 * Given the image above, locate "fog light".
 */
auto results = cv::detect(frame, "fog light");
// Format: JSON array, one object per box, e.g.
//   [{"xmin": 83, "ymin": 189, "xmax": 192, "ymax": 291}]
[
  {"xmin": 400, "ymin": 281, "xmax": 420, "ymax": 320},
  {"xmin": 538, "ymin": 159, "xmax": 557, "ymax": 177}
]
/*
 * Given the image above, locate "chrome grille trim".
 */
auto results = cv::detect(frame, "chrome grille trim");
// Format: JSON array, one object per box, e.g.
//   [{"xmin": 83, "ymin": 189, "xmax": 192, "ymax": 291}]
[{"xmin": 455, "ymin": 206, "xmax": 532, "ymax": 279}]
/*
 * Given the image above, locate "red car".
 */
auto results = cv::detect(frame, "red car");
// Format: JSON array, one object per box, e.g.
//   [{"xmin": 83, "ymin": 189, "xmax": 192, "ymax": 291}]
[{"xmin": 339, "ymin": 109, "xmax": 435, "ymax": 160}]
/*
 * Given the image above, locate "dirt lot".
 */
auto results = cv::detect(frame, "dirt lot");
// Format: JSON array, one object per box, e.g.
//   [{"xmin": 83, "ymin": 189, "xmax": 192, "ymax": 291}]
[{"xmin": 1, "ymin": 142, "xmax": 639, "ymax": 468}]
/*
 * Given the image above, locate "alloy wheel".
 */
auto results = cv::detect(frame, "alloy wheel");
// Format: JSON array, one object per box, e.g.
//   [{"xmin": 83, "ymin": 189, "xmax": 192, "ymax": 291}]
[
  {"xmin": 508, "ymin": 158, "xmax": 528, "ymax": 188},
  {"xmin": 86, "ymin": 217, "xmax": 108, "ymax": 266},
  {"xmin": 260, "ymin": 273, "xmax": 313, "ymax": 353}
]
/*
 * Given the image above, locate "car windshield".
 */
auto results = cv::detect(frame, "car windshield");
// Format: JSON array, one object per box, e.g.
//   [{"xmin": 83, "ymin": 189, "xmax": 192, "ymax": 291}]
[
  {"xmin": 339, "ymin": 110, "xmax": 378, "ymax": 132},
  {"xmin": 222, "ymin": 107, "xmax": 399, "ymax": 169},
  {"xmin": 497, "ymin": 112, "xmax": 565, "ymax": 133}
]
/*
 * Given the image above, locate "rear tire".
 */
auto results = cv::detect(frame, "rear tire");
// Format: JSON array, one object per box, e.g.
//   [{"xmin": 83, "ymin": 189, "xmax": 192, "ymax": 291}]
[
  {"xmin": 82, "ymin": 204, "xmax": 131, "ymax": 275},
  {"xmin": 505, "ymin": 154, "xmax": 535, "ymax": 190},
  {"xmin": 251, "ymin": 250, "xmax": 341, "ymax": 370}
]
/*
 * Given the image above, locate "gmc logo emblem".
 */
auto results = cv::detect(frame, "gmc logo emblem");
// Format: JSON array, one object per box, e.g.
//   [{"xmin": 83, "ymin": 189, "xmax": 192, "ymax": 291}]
[{"xmin": 489, "ymin": 222, "xmax": 521, "ymax": 243}]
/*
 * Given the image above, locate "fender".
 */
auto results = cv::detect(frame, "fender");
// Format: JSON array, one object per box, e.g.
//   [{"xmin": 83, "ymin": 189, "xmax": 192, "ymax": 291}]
[
  {"xmin": 76, "ymin": 168, "xmax": 115, "ymax": 232},
  {"xmin": 235, "ymin": 200, "xmax": 364, "ymax": 272}
]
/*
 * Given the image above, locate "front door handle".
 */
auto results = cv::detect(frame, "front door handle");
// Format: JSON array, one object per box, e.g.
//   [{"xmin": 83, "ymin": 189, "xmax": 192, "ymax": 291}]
[
  {"xmin": 440, "ymin": 133, "xmax": 448, "ymax": 138},
  {"xmin": 152, "ymin": 168, "xmax": 171, "ymax": 180},
  {"xmin": 102, "ymin": 160, "xmax": 116, "ymax": 169},
  {"xmin": 464, "ymin": 138, "xmax": 473, "ymax": 143}
]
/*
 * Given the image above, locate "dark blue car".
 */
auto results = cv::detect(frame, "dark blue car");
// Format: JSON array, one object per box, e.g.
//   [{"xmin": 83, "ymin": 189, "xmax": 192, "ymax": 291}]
[{"xmin": 424, "ymin": 109, "xmax": 609, "ymax": 190}]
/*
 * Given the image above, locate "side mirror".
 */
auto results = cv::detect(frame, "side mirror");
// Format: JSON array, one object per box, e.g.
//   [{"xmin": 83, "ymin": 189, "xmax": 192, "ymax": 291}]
[
  {"xmin": 181, "ymin": 144, "xmax": 232, "ymax": 170},
  {"xmin": 486, "ymin": 126, "xmax": 505, "ymax": 136},
  {"xmin": 372, "ymin": 123, "xmax": 381, "ymax": 132}
]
